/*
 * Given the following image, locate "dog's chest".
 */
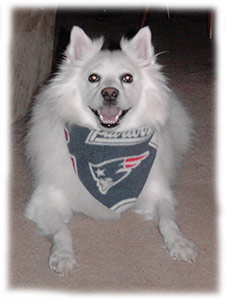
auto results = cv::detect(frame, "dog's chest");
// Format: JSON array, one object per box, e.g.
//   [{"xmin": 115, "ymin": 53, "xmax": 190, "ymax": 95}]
[{"xmin": 64, "ymin": 124, "xmax": 157, "ymax": 213}]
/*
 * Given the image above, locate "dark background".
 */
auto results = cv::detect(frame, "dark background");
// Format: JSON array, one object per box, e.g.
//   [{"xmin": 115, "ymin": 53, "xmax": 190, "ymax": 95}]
[{"xmin": 52, "ymin": 8, "xmax": 212, "ymax": 73}]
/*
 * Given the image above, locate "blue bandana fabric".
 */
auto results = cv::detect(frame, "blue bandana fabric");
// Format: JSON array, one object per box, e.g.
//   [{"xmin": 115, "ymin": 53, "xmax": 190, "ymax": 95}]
[{"xmin": 64, "ymin": 124, "xmax": 157, "ymax": 213}]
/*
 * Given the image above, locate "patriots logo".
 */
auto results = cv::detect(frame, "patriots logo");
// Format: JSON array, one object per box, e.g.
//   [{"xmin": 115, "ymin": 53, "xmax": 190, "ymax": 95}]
[{"xmin": 89, "ymin": 151, "xmax": 149, "ymax": 195}]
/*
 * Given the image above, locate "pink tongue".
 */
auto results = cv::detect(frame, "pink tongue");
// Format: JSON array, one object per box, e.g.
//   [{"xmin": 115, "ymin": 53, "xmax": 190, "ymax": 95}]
[{"xmin": 99, "ymin": 107, "xmax": 121, "ymax": 123}]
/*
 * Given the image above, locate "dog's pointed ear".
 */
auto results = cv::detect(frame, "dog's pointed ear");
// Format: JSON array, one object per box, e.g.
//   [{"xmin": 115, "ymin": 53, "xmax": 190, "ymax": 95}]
[
  {"xmin": 67, "ymin": 26, "xmax": 103, "ymax": 62},
  {"xmin": 120, "ymin": 27, "xmax": 155, "ymax": 64}
]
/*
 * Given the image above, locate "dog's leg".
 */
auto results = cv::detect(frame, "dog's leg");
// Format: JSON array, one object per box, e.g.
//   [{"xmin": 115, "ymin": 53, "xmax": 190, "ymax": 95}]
[
  {"xmin": 25, "ymin": 186, "xmax": 77, "ymax": 276},
  {"xmin": 156, "ymin": 195, "xmax": 198, "ymax": 263},
  {"xmin": 49, "ymin": 224, "xmax": 77, "ymax": 276},
  {"xmin": 138, "ymin": 182, "xmax": 198, "ymax": 262}
]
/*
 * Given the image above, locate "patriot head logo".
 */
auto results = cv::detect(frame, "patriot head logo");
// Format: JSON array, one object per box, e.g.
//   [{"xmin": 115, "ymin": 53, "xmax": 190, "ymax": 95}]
[{"xmin": 89, "ymin": 151, "xmax": 149, "ymax": 195}]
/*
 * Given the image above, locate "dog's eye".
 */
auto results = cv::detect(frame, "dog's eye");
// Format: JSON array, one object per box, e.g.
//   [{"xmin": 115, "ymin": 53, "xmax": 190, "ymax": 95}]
[
  {"xmin": 121, "ymin": 74, "xmax": 133, "ymax": 83},
  {"xmin": 88, "ymin": 74, "xmax": 100, "ymax": 83}
]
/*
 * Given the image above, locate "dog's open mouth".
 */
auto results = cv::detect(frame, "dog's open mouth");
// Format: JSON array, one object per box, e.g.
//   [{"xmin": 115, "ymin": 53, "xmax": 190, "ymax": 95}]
[{"xmin": 89, "ymin": 106, "xmax": 130, "ymax": 128}]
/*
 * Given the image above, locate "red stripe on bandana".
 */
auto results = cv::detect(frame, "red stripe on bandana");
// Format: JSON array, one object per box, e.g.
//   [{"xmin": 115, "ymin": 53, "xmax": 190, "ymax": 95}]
[
  {"xmin": 126, "ymin": 154, "xmax": 147, "ymax": 162},
  {"xmin": 125, "ymin": 163, "xmax": 137, "ymax": 168},
  {"xmin": 64, "ymin": 129, "xmax": 69, "ymax": 142},
  {"xmin": 71, "ymin": 157, "xmax": 76, "ymax": 173},
  {"xmin": 125, "ymin": 153, "xmax": 148, "ymax": 169}
]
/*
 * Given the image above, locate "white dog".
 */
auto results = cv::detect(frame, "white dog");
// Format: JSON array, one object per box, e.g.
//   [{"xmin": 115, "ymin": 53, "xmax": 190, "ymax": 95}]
[{"xmin": 25, "ymin": 26, "xmax": 198, "ymax": 276}]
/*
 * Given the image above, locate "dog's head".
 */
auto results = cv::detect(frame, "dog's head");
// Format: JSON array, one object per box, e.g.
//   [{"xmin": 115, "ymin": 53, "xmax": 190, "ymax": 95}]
[{"xmin": 58, "ymin": 26, "xmax": 169, "ymax": 131}]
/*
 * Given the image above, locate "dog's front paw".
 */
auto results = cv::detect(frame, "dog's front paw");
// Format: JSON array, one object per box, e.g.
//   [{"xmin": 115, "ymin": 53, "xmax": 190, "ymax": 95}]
[
  {"xmin": 49, "ymin": 250, "xmax": 77, "ymax": 276},
  {"xmin": 167, "ymin": 237, "xmax": 198, "ymax": 263}
]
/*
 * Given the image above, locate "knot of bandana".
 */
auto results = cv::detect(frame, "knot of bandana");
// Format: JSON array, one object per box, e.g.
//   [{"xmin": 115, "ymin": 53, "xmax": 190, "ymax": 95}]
[{"xmin": 64, "ymin": 124, "xmax": 157, "ymax": 213}]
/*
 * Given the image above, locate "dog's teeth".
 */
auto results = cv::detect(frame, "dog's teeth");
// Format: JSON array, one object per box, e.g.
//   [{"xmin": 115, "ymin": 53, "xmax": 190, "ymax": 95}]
[
  {"xmin": 100, "ymin": 115, "xmax": 105, "ymax": 123},
  {"xmin": 115, "ymin": 110, "xmax": 122, "ymax": 121},
  {"xmin": 97, "ymin": 110, "xmax": 104, "ymax": 120},
  {"xmin": 98, "ymin": 111, "xmax": 105, "ymax": 123}
]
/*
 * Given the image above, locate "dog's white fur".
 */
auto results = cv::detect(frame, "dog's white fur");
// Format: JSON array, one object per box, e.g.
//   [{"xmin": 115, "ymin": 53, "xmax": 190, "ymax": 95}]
[{"xmin": 25, "ymin": 26, "xmax": 197, "ymax": 276}]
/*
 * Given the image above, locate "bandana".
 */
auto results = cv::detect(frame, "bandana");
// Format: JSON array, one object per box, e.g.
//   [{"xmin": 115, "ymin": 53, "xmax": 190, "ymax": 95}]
[{"xmin": 64, "ymin": 124, "xmax": 157, "ymax": 213}]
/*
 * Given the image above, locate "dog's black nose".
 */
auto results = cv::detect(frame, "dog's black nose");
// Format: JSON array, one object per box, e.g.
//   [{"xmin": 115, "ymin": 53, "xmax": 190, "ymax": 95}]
[{"xmin": 101, "ymin": 87, "xmax": 119, "ymax": 102}]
